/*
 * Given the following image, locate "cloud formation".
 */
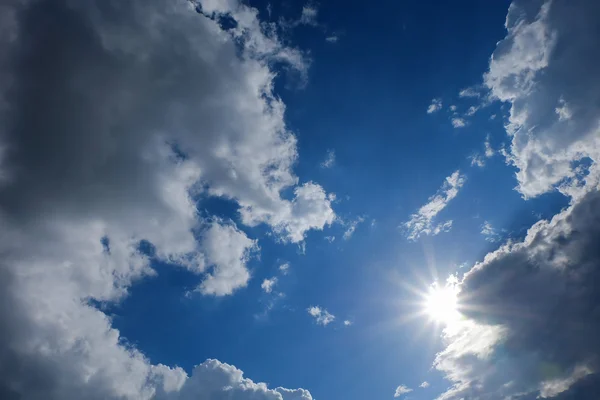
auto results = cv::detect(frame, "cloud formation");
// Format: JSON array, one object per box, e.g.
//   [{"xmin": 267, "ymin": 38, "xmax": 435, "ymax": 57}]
[
  {"xmin": 394, "ymin": 384, "xmax": 412, "ymax": 397},
  {"xmin": 427, "ymin": 98, "xmax": 443, "ymax": 114},
  {"xmin": 0, "ymin": 0, "xmax": 324, "ymax": 398},
  {"xmin": 321, "ymin": 149, "xmax": 336, "ymax": 168},
  {"xmin": 436, "ymin": 189, "xmax": 600, "ymax": 399},
  {"xmin": 485, "ymin": 0, "xmax": 600, "ymax": 199},
  {"xmin": 307, "ymin": 306, "xmax": 336, "ymax": 326},
  {"xmin": 404, "ymin": 171, "xmax": 466, "ymax": 240}
]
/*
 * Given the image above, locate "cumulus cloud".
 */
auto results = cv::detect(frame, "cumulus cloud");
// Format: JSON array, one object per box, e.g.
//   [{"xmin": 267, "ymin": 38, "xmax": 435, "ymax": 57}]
[
  {"xmin": 394, "ymin": 385, "xmax": 413, "ymax": 397},
  {"xmin": 420, "ymin": 381, "xmax": 430, "ymax": 388},
  {"xmin": 435, "ymin": 189, "xmax": 600, "ymax": 399},
  {"xmin": 0, "ymin": 0, "xmax": 322, "ymax": 398},
  {"xmin": 307, "ymin": 306, "xmax": 335, "ymax": 326},
  {"xmin": 321, "ymin": 149, "xmax": 336, "ymax": 168},
  {"xmin": 343, "ymin": 320, "xmax": 352, "ymax": 326},
  {"xmin": 299, "ymin": 4, "xmax": 319, "ymax": 26},
  {"xmin": 469, "ymin": 154, "xmax": 486, "ymax": 168},
  {"xmin": 279, "ymin": 262, "xmax": 290, "ymax": 275},
  {"xmin": 484, "ymin": 0, "xmax": 600, "ymax": 199},
  {"xmin": 404, "ymin": 171, "xmax": 466, "ymax": 240},
  {"xmin": 427, "ymin": 98, "xmax": 443, "ymax": 114},
  {"xmin": 484, "ymin": 135, "xmax": 495, "ymax": 158}
]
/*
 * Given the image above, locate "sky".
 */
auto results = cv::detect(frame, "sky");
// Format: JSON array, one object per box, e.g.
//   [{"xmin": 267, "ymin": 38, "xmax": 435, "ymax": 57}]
[{"xmin": 0, "ymin": 0, "xmax": 599, "ymax": 399}]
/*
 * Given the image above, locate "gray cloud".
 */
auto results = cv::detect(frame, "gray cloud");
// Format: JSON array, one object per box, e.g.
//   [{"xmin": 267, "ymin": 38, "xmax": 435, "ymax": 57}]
[{"xmin": 0, "ymin": 0, "xmax": 322, "ymax": 398}]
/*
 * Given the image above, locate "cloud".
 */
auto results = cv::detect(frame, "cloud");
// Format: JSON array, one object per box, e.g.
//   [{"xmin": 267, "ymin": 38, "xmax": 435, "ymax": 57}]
[
  {"xmin": 307, "ymin": 306, "xmax": 335, "ymax": 326},
  {"xmin": 459, "ymin": 87, "xmax": 481, "ymax": 98},
  {"xmin": 451, "ymin": 117, "xmax": 467, "ymax": 128},
  {"xmin": 480, "ymin": 221, "xmax": 499, "ymax": 243},
  {"xmin": 394, "ymin": 385, "xmax": 413, "ymax": 397},
  {"xmin": 325, "ymin": 35, "xmax": 339, "ymax": 43},
  {"xmin": 427, "ymin": 98, "xmax": 443, "ymax": 114},
  {"xmin": 343, "ymin": 216, "xmax": 365, "ymax": 240},
  {"xmin": 198, "ymin": 221, "xmax": 259, "ymax": 296},
  {"xmin": 343, "ymin": 320, "xmax": 352, "ymax": 326},
  {"xmin": 484, "ymin": 135, "xmax": 495, "ymax": 158},
  {"xmin": 0, "ymin": 0, "xmax": 322, "ymax": 398},
  {"xmin": 435, "ymin": 189, "xmax": 600, "ymax": 399},
  {"xmin": 324, "ymin": 235, "xmax": 336, "ymax": 243},
  {"xmin": 404, "ymin": 171, "xmax": 466, "ymax": 240},
  {"xmin": 449, "ymin": 105, "xmax": 458, "ymax": 112},
  {"xmin": 483, "ymin": 0, "xmax": 600, "ymax": 199},
  {"xmin": 299, "ymin": 4, "xmax": 318, "ymax": 26},
  {"xmin": 261, "ymin": 277, "xmax": 278, "ymax": 294},
  {"xmin": 420, "ymin": 381, "xmax": 430, "ymax": 388},
  {"xmin": 279, "ymin": 263, "xmax": 290, "ymax": 275},
  {"xmin": 321, "ymin": 149, "xmax": 336, "ymax": 168},
  {"xmin": 469, "ymin": 154, "xmax": 486, "ymax": 168},
  {"xmin": 465, "ymin": 105, "xmax": 479, "ymax": 117}
]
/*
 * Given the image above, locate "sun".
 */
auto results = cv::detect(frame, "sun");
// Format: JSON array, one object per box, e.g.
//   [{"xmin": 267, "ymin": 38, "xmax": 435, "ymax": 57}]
[{"xmin": 423, "ymin": 282, "xmax": 461, "ymax": 326}]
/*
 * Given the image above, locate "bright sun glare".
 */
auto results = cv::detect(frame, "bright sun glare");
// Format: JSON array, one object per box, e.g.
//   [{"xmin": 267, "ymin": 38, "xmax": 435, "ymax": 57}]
[{"xmin": 423, "ymin": 282, "xmax": 461, "ymax": 326}]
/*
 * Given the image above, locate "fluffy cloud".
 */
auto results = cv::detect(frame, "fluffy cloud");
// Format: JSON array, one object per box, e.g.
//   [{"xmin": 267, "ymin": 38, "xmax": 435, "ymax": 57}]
[
  {"xmin": 419, "ymin": 381, "xmax": 430, "ymax": 388},
  {"xmin": 484, "ymin": 0, "xmax": 600, "ymax": 199},
  {"xmin": 435, "ymin": 189, "xmax": 600, "ymax": 399},
  {"xmin": 307, "ymin": 306, "xmax": 335, "ymax": 326},
  {"xmin": 427, "ymin": 98, "xmax": 443, "ymax": 114},
  {"xmin": 394, "ymin": 385, "xmax": 412, "ymax": 397},
  {"xmin": 0, "ymin": 0, "xmax": 323, "ymax": 398},
  {"xmin": 404, "ymin": 171, "xmax": 466, "ymax": 240}
]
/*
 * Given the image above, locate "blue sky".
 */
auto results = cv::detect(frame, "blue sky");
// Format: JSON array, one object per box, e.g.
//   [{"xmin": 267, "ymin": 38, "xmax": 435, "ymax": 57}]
[{"xmin": 1, "ymin": 0, "xmax": 599, "ymax": 400}]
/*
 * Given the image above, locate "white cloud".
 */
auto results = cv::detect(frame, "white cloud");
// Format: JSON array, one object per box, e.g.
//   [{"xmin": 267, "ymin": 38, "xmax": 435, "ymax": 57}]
[
  {"xmin": 261, "ymin": 277, "xmax": 278, "ymax": 293},
  {"xmin": 307, "ymin": 306, "xmax": 335, "ymax": 326},
  {"xmin": 394, "ymin": 385, "xmax": 413, "ymax": 397},
  {"xmin": 465, "ymin": 105, "xmax": 479, "ymax": 117},
  {"xmin": 469, "ymin": 154, "xmax": 486, "ymax": 168},
  {"xmin": 299, "ymin": 4, "xmax": 318, "ymax": 26},
  {"xmin": 451, "ymin": 117, "xmax": 467, "ymax": 128},
  {"xmin": 321, "ymin": 149, "xmax": 336, "ymax": 168},
  {"xmin": 198, "ymin": 220, "xmax": 259, "ymax": 296},
  {"xmin": 484, "ymin": 0, "xmax": 600, "ymax": 199},
  {"xmin": 324, "ymin": 235, "xmax": 336, "ymax": 243},
  {"xmin": 484, "ymin": 135, "xmax": 495, "ymax": 158},
  {"xmin": 342, "ymin": 216, "xmax": 365, "ymax": 240},
  {"xmin": 459, "ymin": 87, "xmax": 481, "ymax": 98},
  {"xmin": 427, "ymin": 98, "xmax": 443, "ymax": 114},
  {"xmin": 449, "ymin": 105, "xmax": 457, "ymax": 112},
  {"xmin": 278, "ymin": 262, "xmax": 290, "ymax": 274},
  {"xmin": 404, "ymin": 171, "xmax": 466, "ymax": 240},
  {"xmin": 480, "ymin": 221, "xmax": 499, "ymax": 243},
  {"xmin": 343, "ymin": 320, "xmax": 352, "ymax": 326},
  {"xmin": 419, "ymin": 381, "xmax": 430, "ymax": 388},
  {"xmin": 0, "ymin": 0, "xmax": 323, "ymax": 398},
  {"xmin": 325, "ymin": 35, "xmax": 339, "ymax": 43}
]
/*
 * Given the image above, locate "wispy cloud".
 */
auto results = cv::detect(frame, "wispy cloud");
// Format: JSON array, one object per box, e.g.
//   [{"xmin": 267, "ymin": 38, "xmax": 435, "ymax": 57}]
[
  {"xmin": 321, "ymin": 149, "xmax": 336, "ymax": 168},
  {"xmin": 481, "ymin": 221, "xmax": 499, "ymax": 242},
  {"xmin": 451, "ymin": 117, "xmax": 467, "ymax": 128},
  {"xmin": 427, "ymin": 98, "xmax": 443, "ymax": 114},
  {"xmin": 343, "ymin": 216, "xmax": 365, "ymax": 240},
  {"xmin": 307, "ymin": 306, "xmax": 335, "ymax": 326},
  {"xmin": 261, "ymin": 277, "xmax": 278, "ymax": 293},
  {"xmin": 404, "ymin": 170, "xmax": 466, "ymax": 240},
  {"xmin": 394, "ymin": 385, "xmax": 413, "ymax": 398}
]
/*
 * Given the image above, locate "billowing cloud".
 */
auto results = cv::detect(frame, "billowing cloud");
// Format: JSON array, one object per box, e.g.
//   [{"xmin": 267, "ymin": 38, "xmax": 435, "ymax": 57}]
[
  {"xmin": 404, "ymin": 171, "xmax": 466, "ymax": 240},
  {"xmin": 484, "ymin": 0, "xmax": 600, "ymax": 199},
  {"xmin": 436, "ymin": 189, "xmax": 600, "ymax": 399},
  {"xmin": 427, "ymin": 98, "xmax": 443, "ymax": 114},
  {"xmin": 0, "ymin": 0, "xmax": 324, "ymax": 398},
  {"xmin": 307, "ymin": 306, "xmax": 335, "ymax": 326},
  {"xmin": 394, "ymin": 384, "xmax": 413, "ymax": 397}
]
